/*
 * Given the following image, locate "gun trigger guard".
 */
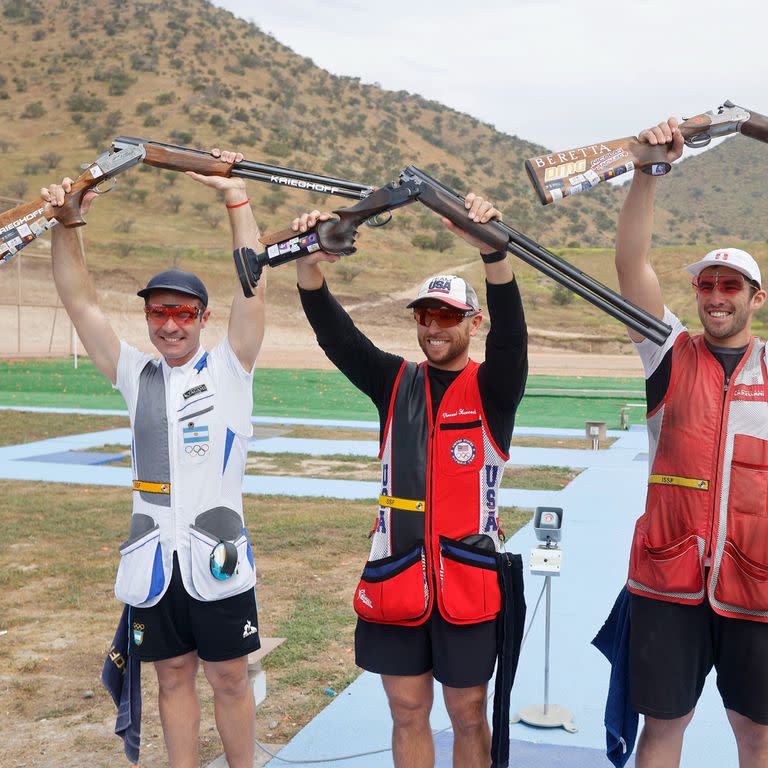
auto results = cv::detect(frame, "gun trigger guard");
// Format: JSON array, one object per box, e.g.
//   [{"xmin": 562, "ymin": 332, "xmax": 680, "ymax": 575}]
[
  {"xmin": 93, "ymin": 178, "xmax": 117, "ymax": 195},
  {"xmin": 365, "ymin": 212, "xmax": 392, "ymax": 228},
  {"xmin": 684, "ymin": 131, "xmax": 711, "ymax": 149}
]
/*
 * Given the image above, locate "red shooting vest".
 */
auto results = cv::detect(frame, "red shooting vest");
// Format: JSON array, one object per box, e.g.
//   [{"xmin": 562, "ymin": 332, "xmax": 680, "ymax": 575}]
[
  {"xmin": 628, "ymin": 333, "xmax": 768, "ymax": 621},
  {"xmin": 353, "ymin": 360, "xmax": 509, "ymax": 626}
]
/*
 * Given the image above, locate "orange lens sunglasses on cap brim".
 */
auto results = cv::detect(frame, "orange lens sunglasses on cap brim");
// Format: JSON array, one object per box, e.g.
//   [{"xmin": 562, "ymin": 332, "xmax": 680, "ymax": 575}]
[
  {"xmin": 413, "ymin": 306, "xmax": 476, "ymax": 328},
  {"xmin": 144, "ymin": 305, "xmax": 202, "ymax": 324}
]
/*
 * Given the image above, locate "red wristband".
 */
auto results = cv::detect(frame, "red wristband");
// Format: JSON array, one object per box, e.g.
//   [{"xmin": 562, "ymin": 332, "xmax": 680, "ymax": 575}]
[{"xmin": 226, "ymin": 198, "xmax": 250, "ymax": 209}]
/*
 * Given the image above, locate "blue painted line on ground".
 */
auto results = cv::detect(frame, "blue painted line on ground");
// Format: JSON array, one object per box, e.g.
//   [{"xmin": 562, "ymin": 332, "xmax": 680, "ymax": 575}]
[{"xmin": 24, "ymin": 450, "xmax": 126, "ymax": 466}]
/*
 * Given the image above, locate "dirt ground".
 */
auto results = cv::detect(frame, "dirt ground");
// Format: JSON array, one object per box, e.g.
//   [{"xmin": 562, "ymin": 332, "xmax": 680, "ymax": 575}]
[{"xmin": 0, "ymin": 244, "xmax": 644, "ymax": 377}]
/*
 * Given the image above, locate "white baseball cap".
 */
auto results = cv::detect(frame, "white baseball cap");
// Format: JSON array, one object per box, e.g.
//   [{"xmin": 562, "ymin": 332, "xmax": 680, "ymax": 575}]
[
  {"xmin": 685, "ymin": 248, "xmax": 761, "ymax": 287},
  {"xmin": 407, "ymin": 274, "xmax": 480, "ymax": 312}
]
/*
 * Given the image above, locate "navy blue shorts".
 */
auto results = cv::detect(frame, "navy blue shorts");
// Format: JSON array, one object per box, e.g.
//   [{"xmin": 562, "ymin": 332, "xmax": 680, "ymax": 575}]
[{"xmin": 128, "ymin": 553, "xmax": 260, "ymax": 662}]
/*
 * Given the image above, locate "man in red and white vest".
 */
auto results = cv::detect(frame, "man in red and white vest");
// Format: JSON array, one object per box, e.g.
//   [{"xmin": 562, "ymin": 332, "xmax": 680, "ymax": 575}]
[
  {"xmin": 616, "ymin": 117, "xmax": 768, "ymax": 768},
  {"xmin": 293, "ymin": 195, "xmax": 527, "ymax": 768}
]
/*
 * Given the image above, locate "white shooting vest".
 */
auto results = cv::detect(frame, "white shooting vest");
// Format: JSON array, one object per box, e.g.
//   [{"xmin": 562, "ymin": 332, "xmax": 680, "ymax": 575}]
[{"xmin": 114, "ymin": 340, "xmax": 255, "ymax": 606}]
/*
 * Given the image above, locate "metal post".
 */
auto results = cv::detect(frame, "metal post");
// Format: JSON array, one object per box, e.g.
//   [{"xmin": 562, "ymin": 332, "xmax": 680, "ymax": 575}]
[
  {"xmin": 543, "ymin": 576, "xmax": 551, "ymax": 715},
  {"xmin": 16, "ymin": 254, "xmax": 21, "ymax": 354},
  {"xmin": 513, "ymin": 506, "xmax": 576, "ymax": 731}
]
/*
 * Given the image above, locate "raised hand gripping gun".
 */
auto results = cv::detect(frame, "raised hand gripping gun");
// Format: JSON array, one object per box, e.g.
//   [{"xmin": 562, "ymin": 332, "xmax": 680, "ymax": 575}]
[
  {"xmin": 0, "ymin": 140, "xmax": 147, "ymax": 264},
  {"xmin": 525, "ymin": 100, "xmax": 768, "ymax": 205},
  {"xmin": 236, "ymin": 166, "xmax": 671, "ymax": 345}
]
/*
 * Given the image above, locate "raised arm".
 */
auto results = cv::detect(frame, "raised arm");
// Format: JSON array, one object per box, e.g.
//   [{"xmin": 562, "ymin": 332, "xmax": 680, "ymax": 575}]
[
  {"xmin": 45, "ymin": 180, "xmax": 121, "ymax": 383},
  {"xmin": 615, "ymin": 118, "xmax": 684, "ymax": 341},
  {"xmin": 186, "ymin": 150, "xmax": 265, "ymax": 372}
]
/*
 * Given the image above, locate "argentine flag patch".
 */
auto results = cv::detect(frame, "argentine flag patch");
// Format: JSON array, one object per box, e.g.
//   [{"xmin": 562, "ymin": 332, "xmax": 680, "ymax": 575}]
[{"xmin": 183, "ymin": 424, "xmax": 210, "ymax": 458}]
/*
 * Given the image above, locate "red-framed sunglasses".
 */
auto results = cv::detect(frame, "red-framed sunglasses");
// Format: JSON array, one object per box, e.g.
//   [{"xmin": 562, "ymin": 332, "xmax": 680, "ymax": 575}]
[
  {"xmin": 144, "ymin": 304, "xmax": 203, "ymax": 324},
  {"xmin": 692, "ymin": 274, "xmax": 752, "ymax": 295},
  {"xmin": 413, "ymin": 306, "xmax": 476, "ymax": 328}
]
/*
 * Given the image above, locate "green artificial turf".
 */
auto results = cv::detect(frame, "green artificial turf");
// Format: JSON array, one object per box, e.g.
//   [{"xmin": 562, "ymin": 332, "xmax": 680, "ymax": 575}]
[{"xmin": 0, "ymin": 359, "xmax": 646, "ymax": 429}]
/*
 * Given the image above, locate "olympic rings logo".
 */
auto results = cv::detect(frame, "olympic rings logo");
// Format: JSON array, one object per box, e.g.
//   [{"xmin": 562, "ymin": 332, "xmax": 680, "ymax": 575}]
[{"xmin": 185, "ymin": 443, "xmax": 209, "ymax": 455}]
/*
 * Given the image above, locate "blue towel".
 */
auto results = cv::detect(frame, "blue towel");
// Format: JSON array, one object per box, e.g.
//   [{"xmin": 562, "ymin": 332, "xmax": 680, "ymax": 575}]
[
  {"xmin": 592, "ymin": 586, "xmax": 637, "ymax": 768},
  {"xmin": 101, "ymin": 605, "xmax": 142, "ymax": 765}
]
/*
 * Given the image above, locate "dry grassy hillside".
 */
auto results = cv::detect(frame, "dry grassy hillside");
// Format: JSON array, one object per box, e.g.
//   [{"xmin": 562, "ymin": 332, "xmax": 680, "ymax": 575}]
[
  {"xmin": 656, "ymin": 136, "xmax": 768, "ymax": 243},
  {"xmin": 0, "ymin": 0, "xmax": 764, "ymax": 351}
]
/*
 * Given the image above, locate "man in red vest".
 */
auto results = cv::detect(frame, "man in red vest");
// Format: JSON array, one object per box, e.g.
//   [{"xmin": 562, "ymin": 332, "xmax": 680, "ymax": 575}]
[
  {"xmin": 615, "ymin": 117, "xmax": 768, "ymax": 768},
  {"xmin": 292, "ymin": 195, "xmax": 527, "ymax": 768}
]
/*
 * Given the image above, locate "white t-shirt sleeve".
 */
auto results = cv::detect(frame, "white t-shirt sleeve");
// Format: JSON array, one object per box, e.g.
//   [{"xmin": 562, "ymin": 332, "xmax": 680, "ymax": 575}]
[
  {"xmin": 633, "ymin": 307, "xmax": 686, "ymax": 378},
  {"xmin": 114, "ymin": 340, "xmax": 155, "ymax": 413},
  {"xmin": 209, "ymin": 336, "xmax": 254, "ymax": 436}
]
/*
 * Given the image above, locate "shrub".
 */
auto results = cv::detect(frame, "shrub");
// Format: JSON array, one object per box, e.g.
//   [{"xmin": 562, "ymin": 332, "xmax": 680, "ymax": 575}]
[
  {"xmin": 10, "ymin": 180, "xmax": 28, "ymax": 198},
  {"xmin": 238, "ymin": 52, "xmax": 259, "ymax": 69},
  {"xmin": 262, "ymin": 187, "xmax": 288, "ymax": 213},
  {"xmin": 130, "ymin": 52, "xmax": 158, "ymax": 72},
  {"xmin": 67, "ymin": 93, "xmax": 106, "ymax": 113},
  {"xmin": 21, "ymin": 101, "xmax": 45, "ymax": 119},
  {"xmin": 552, "ymin": 284, "xmax": 574, "ymax": 306},
  {"xmin": 411, "ymin": 234, "xmax": 434, "ymax": 250},
  {"xmin": 40, "ymin": 153, "xmax": 62, "ymax": 170},
  {"xmin": 169, "ymin": 130, "xmax": 194, "ymax": 144},
  {"xmin": 94, "ymin": 68, "xmax": 137, "ymax": 97},
  {"xmin": 167, "ymin": 194, "xmax": 183, "ymax": 214},
  {"xmin": 263, "ymin": 140, "xmax": 291, "ymax": 158}
]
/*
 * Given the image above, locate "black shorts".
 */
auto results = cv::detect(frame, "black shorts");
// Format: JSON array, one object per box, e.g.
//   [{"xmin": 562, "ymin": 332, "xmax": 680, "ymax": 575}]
[
  {"xmin": 355, "ymin": 606, "xmax": 497, "ymax": 688},
  {"xmin": 629, "ymin": 592, "xmax": 768, "ymax": 724},
  {"xmin": 128, "ymin": 553, "xmax": 260, "ymax": 663}
]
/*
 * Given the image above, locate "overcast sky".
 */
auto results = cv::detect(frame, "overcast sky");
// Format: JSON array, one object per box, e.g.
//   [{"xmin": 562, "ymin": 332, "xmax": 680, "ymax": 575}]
[{"xmin": 213, "ymin": 0, "xmax": 767, "ymax": 153}]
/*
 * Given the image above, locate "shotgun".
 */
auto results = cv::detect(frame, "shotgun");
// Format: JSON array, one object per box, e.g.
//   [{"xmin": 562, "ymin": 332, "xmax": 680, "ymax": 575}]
[
  {"xmin": 525, "ymin": 100, "xmax": 768, "ymax": 205},
  {"xmin": 113, "ymin": 136, "xmax": 375, "ymax": 200},
  {"xmin": 0, "ymin": 137, "xmax": 374, "ymax": 266},
  {"xmin": 0, "ymin": 141, "xmax": 146, "ymax": 264},
  {"xmin": 234, "ymin": 165, "xmax": 671, "ymax": 345}
]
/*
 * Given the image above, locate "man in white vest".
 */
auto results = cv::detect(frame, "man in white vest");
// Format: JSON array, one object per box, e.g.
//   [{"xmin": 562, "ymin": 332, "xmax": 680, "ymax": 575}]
[
  {"xmin": 42, "ymin": 150, "xmax": 264, "ymax": 768},
  {"xmin": 615, "ymin": 119, "xmax": 768, "ymax": 768}
]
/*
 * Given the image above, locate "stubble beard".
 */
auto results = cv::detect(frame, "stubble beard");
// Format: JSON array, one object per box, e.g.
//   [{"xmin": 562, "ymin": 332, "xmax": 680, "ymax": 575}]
[
  {"xmin": 418, "ymin": 335, "xmax": 469, "ymax": 368},
  {"xmin": 699, "ymin": 303, "xmax": 750, "ymax": 342}
]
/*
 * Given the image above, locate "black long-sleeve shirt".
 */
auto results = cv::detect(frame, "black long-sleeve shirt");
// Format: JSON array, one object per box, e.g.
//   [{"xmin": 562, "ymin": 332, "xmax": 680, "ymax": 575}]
[{"xmin": 299, "ymin": 278, "xmax": 528, "ymax": 452}]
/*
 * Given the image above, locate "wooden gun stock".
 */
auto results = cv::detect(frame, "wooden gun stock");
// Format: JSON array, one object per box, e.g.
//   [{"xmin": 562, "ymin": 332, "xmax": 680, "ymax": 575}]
[
  {"xmin": 0, "ymin": 168, "xmax": 106, "ymax": 264},
  {"xmin": 526, "ymin": 101, "xmax": 768, "ymax": 205},
  {"xmin": 141, "ymin": 142, "xmax": 234, "ymax": 177},
  {"xmin": 525, "ymin": 138, "xmax": 669, "ymax": 206},
  {"xmin": 735, "ymin": 107, "xmax": 768, "ymax": 143}
]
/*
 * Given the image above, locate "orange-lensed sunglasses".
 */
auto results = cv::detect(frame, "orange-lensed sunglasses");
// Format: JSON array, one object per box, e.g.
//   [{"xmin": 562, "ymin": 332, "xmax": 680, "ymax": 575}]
[
  {"xmin": 692, "ymin": 274, "xmax": 752, "ymax": 295},
  {"xmin": 144, "ymin": 304, "xmax": 202, "ymax": 324},
  {"xmin": 413, "ymin": 306, "xmax": 476, "ymax": 328}
]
